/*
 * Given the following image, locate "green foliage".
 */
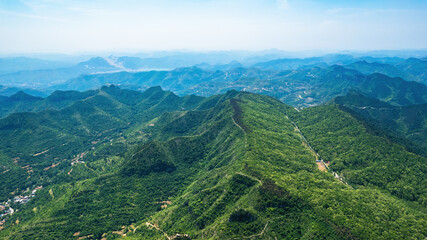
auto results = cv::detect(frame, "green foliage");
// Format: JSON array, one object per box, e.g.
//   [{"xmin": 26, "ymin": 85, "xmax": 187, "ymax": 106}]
[
  {"xmin": 1, "ymin": 89, "xmax": 426, "ymax": 240},
  {"xmin": 292, "ymin": 104, "xmax": 427, "ymax": 205},
  {"xmin": 334, "ymin": 91, "xmax": 427, "ymax": 152}
]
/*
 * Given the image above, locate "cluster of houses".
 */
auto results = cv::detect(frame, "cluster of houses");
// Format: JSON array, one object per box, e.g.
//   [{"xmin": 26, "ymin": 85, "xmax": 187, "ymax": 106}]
[
  {"xmin": 71, "ymin": 152, "xmax": 87, "ymax": 165},
  {"xmin": 0, "ymin": 186, "xmax": 43, "ymax": 229},
  {"xmin": 13, "ymin": 186, "xmax": 43, "ymax": 204},
  {"xmin": 0, "ymin": 203, "xmax": 14, "ymax": 221}
]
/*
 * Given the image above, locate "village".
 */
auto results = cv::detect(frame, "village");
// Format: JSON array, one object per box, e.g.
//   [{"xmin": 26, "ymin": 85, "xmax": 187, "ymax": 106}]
[{"xmin": 0, "ymin": 186, "xmax": 43, "ymax": 230}]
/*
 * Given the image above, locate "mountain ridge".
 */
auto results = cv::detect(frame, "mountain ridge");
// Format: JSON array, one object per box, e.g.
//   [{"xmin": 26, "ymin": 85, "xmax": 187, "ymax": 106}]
[{"xmin": 0, "ymin": 87, "xmax": 425, "ymax": 239}]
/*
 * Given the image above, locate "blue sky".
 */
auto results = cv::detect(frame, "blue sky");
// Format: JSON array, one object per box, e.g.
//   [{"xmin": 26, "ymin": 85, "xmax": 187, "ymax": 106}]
[{"xmin": 0, "ymin": 0, "xmax": 426, "ymax": 54}]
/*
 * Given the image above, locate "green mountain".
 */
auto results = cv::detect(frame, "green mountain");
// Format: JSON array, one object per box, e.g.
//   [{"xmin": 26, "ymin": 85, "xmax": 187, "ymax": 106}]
[
  {"xmin": 346, "ymin": 58, "xmax": 427, "ymax": 85},
  {"xmin": 395, "ymin": 58, "xmax": 427, "ymax": 84},
  {"xmin": 0, "ymin": 85, "xmax": 47, "ymax": 98},
  {"xmin": 0, "ymin": 86, "xmax": 204, "ymax": 202},
  {"xmin": 0, "ymin": 91, "xmax": 44, "ymax": 118},
  {"xmin": 333, "ymin": 91, "xmax": 427, "ymax": 152},
  {"xmin": 0, "ymin": 88, "xmax": 425, "ymax": 239},
  {"xmin": 53, "ymin": 65, "xmax": 427, "ymax": 108},
  {"xmin": 0, "ymin": 89, "xmax": 104, "ymax": 118}
]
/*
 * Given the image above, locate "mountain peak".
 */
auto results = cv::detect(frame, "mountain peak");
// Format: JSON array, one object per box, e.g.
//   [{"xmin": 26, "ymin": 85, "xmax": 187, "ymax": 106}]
[
  {"xmin": 333, "ymin": 91, "xmax": 392, "ymax": 108},
  {"xmin": 145, "ymin": 86, "xmax": 164, "ymax": 93},
  {"xmin": 8, "ymin": 91, "xmax": 43, "ymax": 101},
  {"xmin": 77, "ymin": 57, "xmax": 113, "ymax": 68}
]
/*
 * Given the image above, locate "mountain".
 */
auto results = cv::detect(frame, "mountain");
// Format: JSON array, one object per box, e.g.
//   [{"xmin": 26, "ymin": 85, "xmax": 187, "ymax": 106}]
[
  {"xmin": 251, "ymin": 54, "xmax": 357, "ymax": 70},
  {"xmin": 254, "ymin": 55, "xmax": 427, "ymax": 85},
  {"xmin": 194, "ymin": 60, "xmax": 244, "ymax": 71},
  {"xmin": 2, "ymin": 54, "xmax": 426, "ymax": 106},
  {"xmin": 346, "ymin": 58, "xmax": 427, "ymax": 85},
  {"xmin": 0, "ymin": 88, "xmax": 425, "ymax": 239},
  {"xmin": 333, "ymin": 91, "xmax": 427, "ymax": 152},
  {"xmin": 0, "ymin": 85, "xmax": 47, "ymax": 97},
  {"xmin": 0, "ymin": 86, "xmax": 204, "ymax": 202},
  {"xmin": 54, "ymin": 65, "xmax": 427, "ymax": 107},
  {"xmin": 0, "ymin": 57, "xmax": 121, "ymax": 88},
  {"xmin": 395, "ymin": 58, "xmax": 427, "ymax": 84},
  {"xmin": 0, "ymin": 57, "xmax": 71, "ymax": 75},
  {"xmin": 0, "ymin": 89, "xmax": 97, "ymax": 118},
  {"xmin": 290, "ymin": 103, "xmax": 426, "ymax": 204},
  {"xmin": 51, "ymin": 66, "xmax": 232, "ymax": 92},
  {"xmin": 346, "ymin": 60, "xmax": 407, "ymax": 79}
]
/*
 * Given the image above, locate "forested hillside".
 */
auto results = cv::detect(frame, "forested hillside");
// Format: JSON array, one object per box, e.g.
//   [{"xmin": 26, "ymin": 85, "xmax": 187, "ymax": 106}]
[
  {"xmin": 333, "ymin": 92, "xmax": 427, "ymax": 152},
  {"xmin": 0, "ymin": 88, "xmax": 425, "ymax": 239},
  {"xmin": 0, "ymin": 86, "xmax": 204, "ymax": 202}
]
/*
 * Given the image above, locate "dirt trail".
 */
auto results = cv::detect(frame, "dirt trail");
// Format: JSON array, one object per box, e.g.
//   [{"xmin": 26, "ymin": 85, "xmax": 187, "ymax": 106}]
[
  {"xmin": 230, "ymin": 99, "xmax": 250, "ymax": 134},
  {"xmin": 231, "ymin": 222, "xmax": 269, "ymax": 239},
  {"xmin": 145, "ymin": 222, "xmax": 170, "ymax": 239},
  {"xmin": 33, "ymin": 149, "xmax": 49, "ymax": 157},
  {"xmin": 144, "ymin": 222, "xmax": 191, "ymax": 240},
  {"xmin": 316, "ymin": 162, "xmax": 327, "ymax": 172}
]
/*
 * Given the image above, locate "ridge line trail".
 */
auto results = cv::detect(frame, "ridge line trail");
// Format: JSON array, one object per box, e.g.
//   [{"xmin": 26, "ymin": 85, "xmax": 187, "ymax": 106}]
[
  {"xmin": 230, "ymin": 99, "xmax": 249, "ymax": 153},
  {"xmin": 230, "ymin": 99, "xmax": 248, "ymax": 135},
  {"xmin": 231, "ymin": 114, "xmax": 246, "ymax": 134}
]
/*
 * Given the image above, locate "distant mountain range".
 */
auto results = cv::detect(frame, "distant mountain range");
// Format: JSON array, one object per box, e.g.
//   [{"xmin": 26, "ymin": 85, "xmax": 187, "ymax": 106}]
[
  {"xmin": 1, "ymin": 53, "xmax": 427, "ymax": 92},
  {"xmin": 0, "ymin": 57, "xmax": 121, "ymax": 88},
  {"xmin": 0, "ymin": 85, "xmax": 47, "ymax": 97},
  {"xmin": 346, "ymin": 57, "xmax": 427, "ymax": 85},
  {"xmin": 1, "ymin": 54, "xmax": 426, "ymax": 110},
  {"xmin": 50, "ymin": 64, "xmax": 427, "ymax": 107},
  {"xmin": 0, "ymin": 57, "xmax": 72, "ymax": 75}
]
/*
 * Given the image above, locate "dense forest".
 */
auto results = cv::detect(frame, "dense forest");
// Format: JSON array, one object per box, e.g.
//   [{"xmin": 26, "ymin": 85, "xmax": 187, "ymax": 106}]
[{"xmin": 0, "ymin": 87, "xmax": 425, "ymax": 239}]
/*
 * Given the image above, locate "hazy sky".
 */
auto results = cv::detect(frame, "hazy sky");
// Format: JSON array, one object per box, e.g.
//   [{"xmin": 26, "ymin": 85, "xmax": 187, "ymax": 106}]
[{"xmin": 1, "ymin": 0, "xmax": 427, "ymax": 54}]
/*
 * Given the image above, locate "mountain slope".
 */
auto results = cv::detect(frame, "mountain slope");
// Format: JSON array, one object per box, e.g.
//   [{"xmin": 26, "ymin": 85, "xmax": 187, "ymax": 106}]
[
  {"xmin": 139, "ymin": 93, "xmax": 426, "ymax": 240},
  {"xmin": 291, "ymin": 104, "xmax": 426, "ymax": 204},
  {"xmin": 333, "ymin": 92, "xmax": 427, "ymax": 152},
  {"xmin": 1, "ymin": 90, "xmax": 425, "ymax": 239},
  {"xmin": 0, "ymin": 86, "xmax": 204, "ymax": 202},
  {"xmin": 346, "ymin": 58, "xmax": 427, "ymax": 85},
  {"xmin": 0, "ymin": 85, "xmax": 47, "ymax": 97}
]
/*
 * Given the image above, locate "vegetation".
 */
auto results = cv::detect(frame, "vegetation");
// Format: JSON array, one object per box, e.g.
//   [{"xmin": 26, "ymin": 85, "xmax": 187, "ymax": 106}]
[
  {"xmin": 334, "ymin": 91, "xmax": 427, "ymax": 152},
  {"xmin": 291, "ymin": 103, "xmax": 426, "ymax": 205},
  {"xmin": 0, "ymin": 87, "xmax": 426, "ymax": 239},
  {"xmin": 45, "ymin": 63, "xmax": 427, "ymax": 108}
]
